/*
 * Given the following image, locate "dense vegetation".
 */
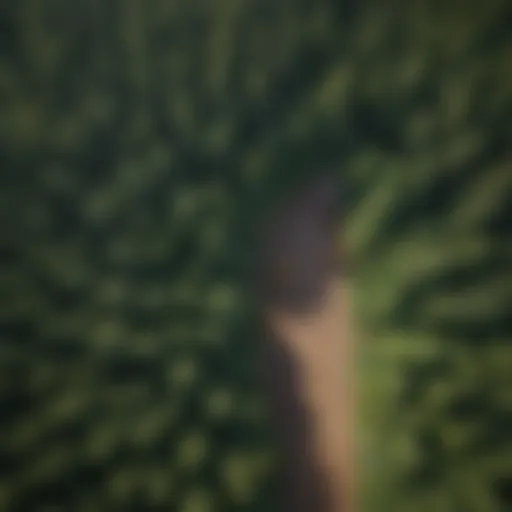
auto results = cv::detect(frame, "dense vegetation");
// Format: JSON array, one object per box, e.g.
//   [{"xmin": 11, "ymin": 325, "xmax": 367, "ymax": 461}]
[{"xmin": 1, "ymin": 0, "xmax": 511, "ymax": 510}]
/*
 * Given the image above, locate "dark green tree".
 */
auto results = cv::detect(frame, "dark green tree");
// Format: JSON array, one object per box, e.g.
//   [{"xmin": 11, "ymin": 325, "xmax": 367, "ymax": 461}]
[{"xmin": 0, "ymin": 0, "xmax": 510, "ymax": 510}]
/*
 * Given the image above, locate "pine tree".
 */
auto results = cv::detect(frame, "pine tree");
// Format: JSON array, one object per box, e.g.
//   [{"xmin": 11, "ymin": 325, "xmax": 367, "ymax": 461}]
[{"xmin": 0, "ymin": 0, "xmax": 510, "ymax": 510}]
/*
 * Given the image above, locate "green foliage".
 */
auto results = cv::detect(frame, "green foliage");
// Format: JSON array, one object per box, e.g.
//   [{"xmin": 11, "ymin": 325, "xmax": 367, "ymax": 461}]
[{"xmin": 1, "ymin": 0, "xmax": 511, "ymax": 510}]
